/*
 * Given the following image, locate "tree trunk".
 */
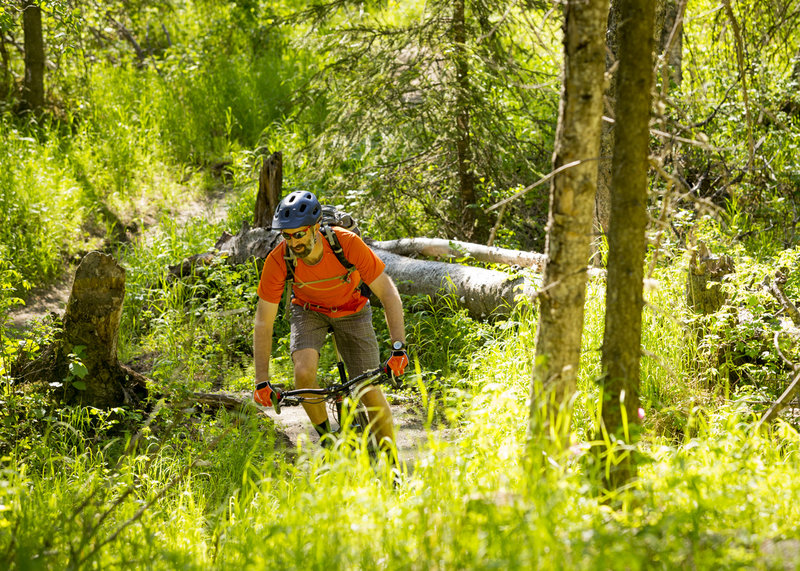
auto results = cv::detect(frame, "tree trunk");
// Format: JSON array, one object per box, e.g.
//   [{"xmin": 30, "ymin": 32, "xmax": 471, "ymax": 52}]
[
  {"xmin": 254, "ymin": 152, "xmax": 282, "ymax": 228},
  {"xmin": 59, "ymin": 252, "xmax": 148, "ymax": 407},
  {"xmin": 16, "ymin": 253, "xmax": 148, "ymax": 407},
  {"xmin": 656, "ymin": 0, "xmax": 684, "ymax": 88},
  {"xmin": 0, "ymin": 32, "xmax": 10, "ymax": 101},
  {"xmin": 452, "ymin": 0, "xmax": 480, "ymax": 241},
  {"xmin": 594, "ymin": 1, "xmax": 621, "ymax": 238},
  {"xmin": 21, "ymin": 0, "xmax": 45, "ymax": 112},
  {"xmin": 528, "ymin": 0, "xmax": 610, "ymax": 449},
  {"xmin": 721, "ymin": 0, "xmax": 755, "ymax": 178},
  {"xmin": 596, "ymin": 0, "xmax": 681, "ymax": 238},
  {"xmin": 782, "ymin": 48, "xmax": 800, "ymax": 116},
  {"xmin": 370, "ymin": 237, "xmax": 547, "ymax": 270},
  {"xmin": 686, "ymin": 241, "xmax": 734, "ymax": 315},
  {"xmin": 599, "ymin": 0, "xmax": 656, "ymax": 490}
]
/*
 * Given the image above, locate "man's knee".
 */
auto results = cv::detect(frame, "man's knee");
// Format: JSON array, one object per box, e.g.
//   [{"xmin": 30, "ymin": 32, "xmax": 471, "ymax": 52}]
[{"xmin": 293, "ymin": 349, "xmax": 319, "ymax": 386}]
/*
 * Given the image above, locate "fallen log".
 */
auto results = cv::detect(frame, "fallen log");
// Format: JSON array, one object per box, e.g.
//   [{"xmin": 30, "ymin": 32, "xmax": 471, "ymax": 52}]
[
  {"xmin": 168, "ymin": 223, "xmax": 282, "ymax": 277},
  {"xmin": 165, "ymin": 226, "xmax": 541, "ymax": 318},
  {"xmin": 756, "ymin": 368, "xmax": 800, "ymax": 431},
  {"xmin": 766, "ymin": 270, "xmax": 800, "ymax": 327},
  {"xmin": 189, "ymin": 226, "xmax": 538, "ymax": 318},
  {"xmin": 368, "ymin": 237, "xmax": 547, "ymax": 270},
  {"xmin": 368, "ymin": 237, "xmax": 608, "ymax": 278},
  {"xmin": 372, "ymin": 248, "xmax": 535, "ymax": 319},
  {"xmin": 216, "ymin": 223, "xmax": 283, "ymax": 266}
]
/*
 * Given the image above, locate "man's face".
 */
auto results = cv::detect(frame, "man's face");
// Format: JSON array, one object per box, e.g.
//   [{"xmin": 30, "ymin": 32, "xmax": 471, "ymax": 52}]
[{"xmin": 282, "ymin": 224, "xmax": 317, "ymax": 259}]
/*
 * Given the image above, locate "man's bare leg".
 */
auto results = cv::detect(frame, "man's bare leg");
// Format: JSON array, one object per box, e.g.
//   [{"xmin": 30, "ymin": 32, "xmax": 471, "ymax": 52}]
[
  {"xmin": 292, "ymin": 348, "xmax": 327, "ymax": 425},
  {"xmin": 360, "ymin": 386, "xmax": 395, "ymax": 447}
]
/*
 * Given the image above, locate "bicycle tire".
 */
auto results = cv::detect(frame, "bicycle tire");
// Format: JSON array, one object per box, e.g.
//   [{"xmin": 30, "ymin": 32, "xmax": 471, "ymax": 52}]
[
  {"xmin": 334, "ymin": 395, "xmax": 380, "ymax": 453},
  {"xmin": 334, "ymin": 397, "xmax": 370, "ymax": 433},
  {"xmin": 352, "ymin": 395, "xmax": 380, "ymax": 453},
  {"xmin": 352, "ymin": 407, "xmax": 371, "ymax": 433}
]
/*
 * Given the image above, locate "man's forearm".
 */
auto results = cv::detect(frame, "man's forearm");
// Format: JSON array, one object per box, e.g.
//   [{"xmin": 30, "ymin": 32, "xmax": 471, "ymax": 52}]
[
  {"xmin": 369, "ymin": 273, "xmax": 406, "ymax": 344},
  {"xmin": 253, "ymin": 324, "xmax": 273, "ymax": 383},
  {"xmin": 383, "ymin": 294, "xmax": 406, "ymax": 344},
  {"xmin": 253, "ymin": 300, "xmax": 280, "ymax": 384}
]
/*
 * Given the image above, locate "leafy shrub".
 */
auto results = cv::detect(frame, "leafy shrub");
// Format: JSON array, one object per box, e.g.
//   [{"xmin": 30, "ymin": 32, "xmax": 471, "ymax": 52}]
[{"xmin": 686, "ymin": 242, "xmax": 800, "ymax": 403}]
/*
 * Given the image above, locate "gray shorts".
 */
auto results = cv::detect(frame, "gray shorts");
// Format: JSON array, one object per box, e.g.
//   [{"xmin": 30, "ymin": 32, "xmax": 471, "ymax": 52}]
[{"xmin": 289, "ymin": 303, "xmax": 380, "ymax": 379}]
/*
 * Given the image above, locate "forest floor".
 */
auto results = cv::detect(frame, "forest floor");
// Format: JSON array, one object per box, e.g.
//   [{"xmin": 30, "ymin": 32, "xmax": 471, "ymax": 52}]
[
  {"xmin": 7, "ymin": 187, "xmax": 441, "ymax": 462},
  {"xmin": 8, "ymin": 272, "xmax": 73, "ymax": 331}
]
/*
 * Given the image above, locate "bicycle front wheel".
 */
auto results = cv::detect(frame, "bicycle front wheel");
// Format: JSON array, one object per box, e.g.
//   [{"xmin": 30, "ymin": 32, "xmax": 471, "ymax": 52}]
[{"xmin": 335, "ymin": 397, "xmax": 370, "ymax": 434}]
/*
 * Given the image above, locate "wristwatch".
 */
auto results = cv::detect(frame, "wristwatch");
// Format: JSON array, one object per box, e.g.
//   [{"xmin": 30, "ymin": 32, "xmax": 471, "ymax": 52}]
[{"xmin": 392, "ymin": 340, "xmax": 405, "ymax": 351}]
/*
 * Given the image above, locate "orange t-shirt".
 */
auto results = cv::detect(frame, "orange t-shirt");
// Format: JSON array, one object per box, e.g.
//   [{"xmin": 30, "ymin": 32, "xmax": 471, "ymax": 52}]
[{"xmin": 257, "ymin": 227, "xmax": 385, "ymax": 317}]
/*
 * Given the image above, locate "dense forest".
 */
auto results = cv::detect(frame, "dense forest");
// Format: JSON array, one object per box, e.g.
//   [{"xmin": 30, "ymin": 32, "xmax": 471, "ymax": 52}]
[{"xmin": 2, "ymin": 0, "xmax": 800, "ymax": 568}]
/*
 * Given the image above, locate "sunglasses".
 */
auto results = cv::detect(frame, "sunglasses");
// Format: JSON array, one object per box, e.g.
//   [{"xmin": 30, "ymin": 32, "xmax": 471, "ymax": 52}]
[{"xmin": 281, "ymin": 226, "xmax": 312, "ymax": 240}]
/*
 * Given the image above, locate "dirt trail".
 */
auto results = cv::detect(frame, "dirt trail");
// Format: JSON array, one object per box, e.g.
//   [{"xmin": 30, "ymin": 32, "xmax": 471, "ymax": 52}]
[
  {"xmin": 8, "ymin": 273, "xmax": 73, "ymax": 332},
  {"xmin": 260, "ymin": 398, "xmax": 438, "ymax": 464},
  {"xmin": 7, "ymin": 190, "xmax": 229, "ymax": 333}
]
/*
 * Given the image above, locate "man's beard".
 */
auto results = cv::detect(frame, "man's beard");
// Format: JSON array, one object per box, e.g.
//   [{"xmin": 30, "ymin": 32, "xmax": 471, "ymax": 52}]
[{"xmin": 292, "ymin": 241, "xmax": 313, "ymax": 259}]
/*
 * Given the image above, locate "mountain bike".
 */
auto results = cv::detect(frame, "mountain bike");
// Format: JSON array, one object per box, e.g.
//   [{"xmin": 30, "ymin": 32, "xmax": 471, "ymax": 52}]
[{"xmin": 270, "ymin": 330, "xmax": 400, "ymax": 446}]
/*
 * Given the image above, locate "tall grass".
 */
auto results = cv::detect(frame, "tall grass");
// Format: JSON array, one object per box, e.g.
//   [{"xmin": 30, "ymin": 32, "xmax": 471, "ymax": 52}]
[
  {"xmin": 4, "ymin": 369, "xmax": 800, "ymax": 569},
  {"xmin": 115, "ymin": 208, "xmax": 259, "ymax": 394},
  {"xmin": 0, "ymin": 119, "xmax": 86, "ymax": 288}
]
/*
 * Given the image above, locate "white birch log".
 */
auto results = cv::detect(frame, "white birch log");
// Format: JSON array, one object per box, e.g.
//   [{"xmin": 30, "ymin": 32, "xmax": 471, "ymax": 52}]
[{"xmin": 369, "ymin": 237, "xmax": 547, "ymax": 270}]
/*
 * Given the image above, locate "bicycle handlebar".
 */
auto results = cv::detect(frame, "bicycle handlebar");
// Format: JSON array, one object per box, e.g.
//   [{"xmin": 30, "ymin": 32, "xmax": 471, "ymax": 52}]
[{"xmin": 268, "ymin": 363, "xmax": 397, "ymax": 415}]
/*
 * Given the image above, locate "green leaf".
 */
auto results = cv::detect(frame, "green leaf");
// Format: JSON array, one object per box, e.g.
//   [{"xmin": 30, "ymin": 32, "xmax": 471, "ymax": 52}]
[
  {"xmin": 69, "ymin": 361, "xmax": 88, "ymax": 379},
  {"xmin": 72, "ymin": 380, "xmax": 87, "ymax": 391}
]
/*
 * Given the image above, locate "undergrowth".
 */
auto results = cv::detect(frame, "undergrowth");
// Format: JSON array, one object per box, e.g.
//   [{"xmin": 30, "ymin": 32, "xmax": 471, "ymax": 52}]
[
  {"xmin": 4, "ymin": 355, "xmax": 800, "ymax": 569},
  {"xmin": 5, "ymin": 224, "xmax": 800, "ymax": 569},
  {"xmin": 4, "ymin": 0, "xmax": 800, "ymax": 568}
]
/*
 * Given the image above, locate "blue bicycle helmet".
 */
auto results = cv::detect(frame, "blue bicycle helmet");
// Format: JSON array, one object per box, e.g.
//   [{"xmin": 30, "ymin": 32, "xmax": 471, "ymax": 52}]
[{"xmin": 272, "ymin": 191, "xmax": 322, "ymax": 229}]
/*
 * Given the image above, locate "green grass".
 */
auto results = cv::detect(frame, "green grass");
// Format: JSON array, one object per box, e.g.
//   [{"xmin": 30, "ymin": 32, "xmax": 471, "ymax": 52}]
[
  {"xmin": 4, "ymin": 374, "xmax": 800, "ymax": 569},
  {"xmin": 7, "ymin": 237, "xmax": 800, "ymax": 569},
  {"xmin": 0, "ymin": 119, "xmax": 86, "ymax": 288}
]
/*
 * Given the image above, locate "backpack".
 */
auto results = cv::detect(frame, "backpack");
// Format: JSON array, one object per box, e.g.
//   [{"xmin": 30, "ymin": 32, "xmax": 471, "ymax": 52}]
[{"xmin": 282, "ymin": 205, "xmax": 372, "ymax": 309}]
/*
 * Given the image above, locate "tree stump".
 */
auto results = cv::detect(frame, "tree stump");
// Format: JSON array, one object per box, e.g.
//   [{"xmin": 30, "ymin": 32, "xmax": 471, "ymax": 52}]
[
  {"xmin": 254, "ymin": 151, "xmax": 282, "ymax": 228},
  {"xmin": 16, "ymin": 252, "xmax": 149, "ymax": 407},
  {"xmin": 57, "ymin": 252, "xmax": 147, "ymax": 406},
  {"xmin": 686, "ymin": 241, "xmax": 734, "ymax": 314}
]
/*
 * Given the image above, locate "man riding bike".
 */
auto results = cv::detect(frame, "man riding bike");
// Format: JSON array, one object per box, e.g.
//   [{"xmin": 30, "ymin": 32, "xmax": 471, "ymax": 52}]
[{"xmin": 252, "ymin": 191, "xmax": 409, "ymax": 450}]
